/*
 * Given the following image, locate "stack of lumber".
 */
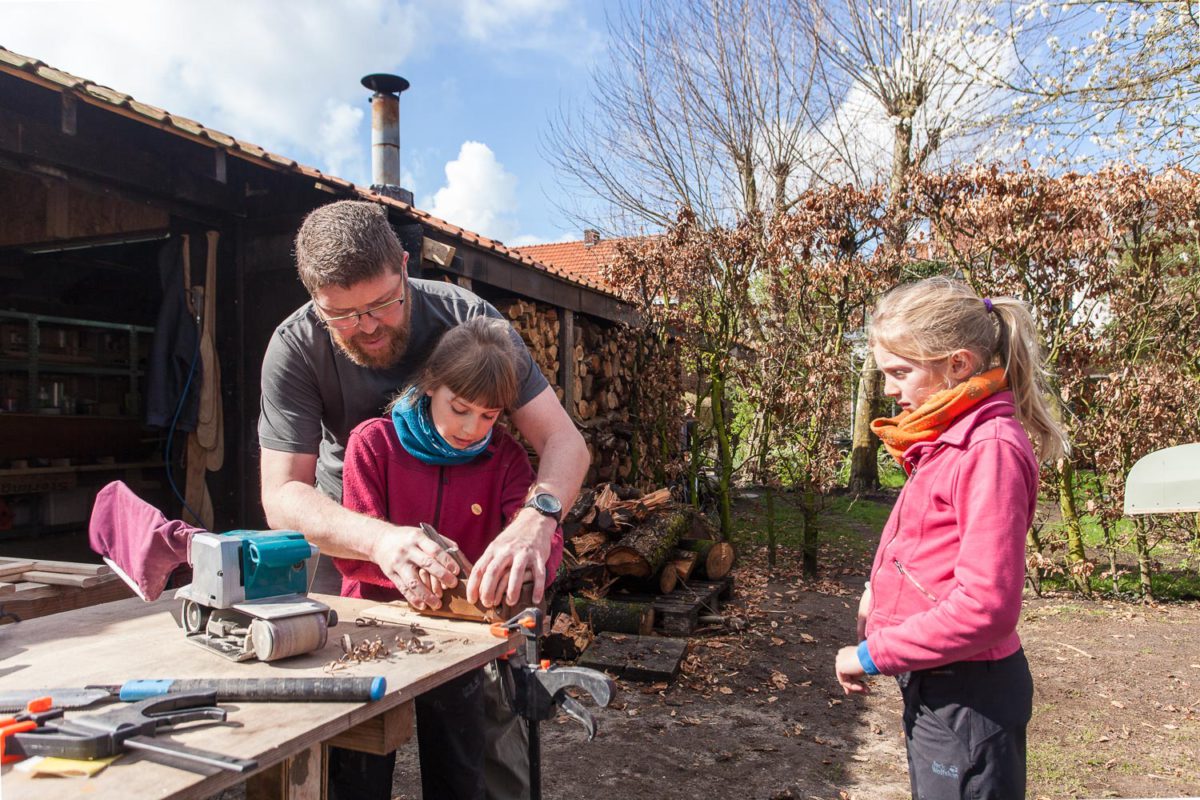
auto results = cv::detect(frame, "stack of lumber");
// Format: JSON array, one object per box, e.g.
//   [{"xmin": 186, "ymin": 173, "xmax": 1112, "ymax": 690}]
[
  {"xmin": 549, "ymin": 484, "xmax": 735, "ymax": 643},
  {"xmin": 0, "ymin": 558, "xmax": 132, "ymax": 623}
]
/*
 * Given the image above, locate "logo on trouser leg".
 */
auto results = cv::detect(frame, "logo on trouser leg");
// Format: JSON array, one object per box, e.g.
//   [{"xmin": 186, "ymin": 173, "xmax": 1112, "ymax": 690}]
[{"xmin": 931, "ymin": 761, "xmax": 960, "ymax": 779}]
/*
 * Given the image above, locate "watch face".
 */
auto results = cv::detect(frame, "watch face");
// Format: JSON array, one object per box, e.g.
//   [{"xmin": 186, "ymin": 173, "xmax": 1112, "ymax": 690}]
[{"xmin": 534, "ymin": 493, "xmax": 562, "ymax": 515}]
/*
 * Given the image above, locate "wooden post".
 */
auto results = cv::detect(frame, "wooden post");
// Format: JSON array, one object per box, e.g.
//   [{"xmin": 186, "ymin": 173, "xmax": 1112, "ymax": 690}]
[{"xmin": 559, "ymin": 308, "xmax": 575, "ymax": 406}]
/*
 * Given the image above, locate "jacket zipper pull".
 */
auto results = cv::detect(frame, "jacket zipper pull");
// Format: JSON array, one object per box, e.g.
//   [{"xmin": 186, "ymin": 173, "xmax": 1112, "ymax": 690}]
[{"xmin": 893, "ymin": 558, "xmax": 938, "ymax": 602}]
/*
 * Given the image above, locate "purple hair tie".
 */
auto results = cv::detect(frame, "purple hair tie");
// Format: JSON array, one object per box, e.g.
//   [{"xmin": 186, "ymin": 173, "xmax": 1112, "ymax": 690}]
[{"xmin": 982, "ymin": 297, "xmax": 994, "ymax": 313}]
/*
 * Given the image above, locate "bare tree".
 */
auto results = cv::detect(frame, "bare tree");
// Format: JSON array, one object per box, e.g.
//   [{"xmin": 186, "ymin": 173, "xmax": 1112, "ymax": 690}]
[
  {"xmin": 545, "ymin": 0, "xmax": 820, "ymax": 231},
  {"xmin": 788, "ymin": 0, "xmax": 1018, "ymax": 492}
]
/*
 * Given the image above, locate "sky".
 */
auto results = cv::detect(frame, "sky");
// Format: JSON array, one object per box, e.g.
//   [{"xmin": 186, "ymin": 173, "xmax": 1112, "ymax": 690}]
[{"xmin": 2, "ymin": 0, "xmax": 613, "ymax": 246}]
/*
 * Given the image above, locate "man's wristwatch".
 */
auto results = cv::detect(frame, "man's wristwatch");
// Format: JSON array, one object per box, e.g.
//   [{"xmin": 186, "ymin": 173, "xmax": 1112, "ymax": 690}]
[{"xmin": 523, "ymin": 491, "xmax": 563, "ymax": 524}]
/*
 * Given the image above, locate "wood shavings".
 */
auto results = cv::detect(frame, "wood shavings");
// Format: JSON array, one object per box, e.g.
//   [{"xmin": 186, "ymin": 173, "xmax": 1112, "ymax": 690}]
[{"xmin": 326, "ymin": 634, "xmax": 391, "ymax": 672}]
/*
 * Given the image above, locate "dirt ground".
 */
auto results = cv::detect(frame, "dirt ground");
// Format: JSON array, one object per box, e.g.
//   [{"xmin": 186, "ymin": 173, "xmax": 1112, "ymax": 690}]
[{"xmin": 386, "ymin": 507, "xmax": 1200, "ymax": 800}]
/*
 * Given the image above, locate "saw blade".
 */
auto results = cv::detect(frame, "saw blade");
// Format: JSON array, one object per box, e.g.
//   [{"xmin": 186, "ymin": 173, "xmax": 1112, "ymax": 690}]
[{"xmin": 0, "ymin": 687, "xmax": 114, "ymax": 712}]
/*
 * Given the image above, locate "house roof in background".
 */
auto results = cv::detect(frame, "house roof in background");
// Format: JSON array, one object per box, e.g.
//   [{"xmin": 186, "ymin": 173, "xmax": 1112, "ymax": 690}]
[
  {"xmin": 0, "ymin": 45, "xmax": 617, "ymax": 298},
  {"xmin": 514, "ymin": 236, "xmax": 639, "ymax": 288}
]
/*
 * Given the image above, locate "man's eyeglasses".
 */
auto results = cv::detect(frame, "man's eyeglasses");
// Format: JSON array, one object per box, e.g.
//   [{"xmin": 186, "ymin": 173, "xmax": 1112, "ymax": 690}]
[{"xmin": 317, "ymin": 293, "xmax": 406, "ymax": 331}]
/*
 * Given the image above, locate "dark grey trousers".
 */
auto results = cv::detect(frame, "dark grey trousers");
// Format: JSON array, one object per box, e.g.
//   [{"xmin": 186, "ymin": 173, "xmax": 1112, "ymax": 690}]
[
  {"xmin": 328, "ymin": 667, "xmax": 486, "ymax": 800},
  {"xmin": 898, "ymin": 649, "xmax": 1033, "ymax": 800}
]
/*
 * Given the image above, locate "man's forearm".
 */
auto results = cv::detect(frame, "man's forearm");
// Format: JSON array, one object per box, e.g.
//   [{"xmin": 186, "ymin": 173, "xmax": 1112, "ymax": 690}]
[
  {"xmin": 263, "ymin": 481, "xmax": 388, "ymax": 561},
  {"xmin": 532, "ymin": 427, "xmax": 589, "ymax": 513}
]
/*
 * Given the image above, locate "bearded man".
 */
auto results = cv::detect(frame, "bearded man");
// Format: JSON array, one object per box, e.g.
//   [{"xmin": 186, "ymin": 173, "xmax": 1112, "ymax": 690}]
[{"xmin": 258, "ymin": 200, "xmax": 588, "ymax": 800}]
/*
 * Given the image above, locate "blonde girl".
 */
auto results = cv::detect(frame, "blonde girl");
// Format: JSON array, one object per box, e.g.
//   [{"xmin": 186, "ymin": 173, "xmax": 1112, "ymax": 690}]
[{"xmin": 835, "ymin": 277, "xmax": 1066, "ymax": 800}]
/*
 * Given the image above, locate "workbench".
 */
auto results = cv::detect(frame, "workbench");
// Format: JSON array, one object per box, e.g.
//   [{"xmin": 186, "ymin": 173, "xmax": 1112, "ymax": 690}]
[{"xmin": 0, "ymin": 593, "xmax": 510, "ymax": 799}]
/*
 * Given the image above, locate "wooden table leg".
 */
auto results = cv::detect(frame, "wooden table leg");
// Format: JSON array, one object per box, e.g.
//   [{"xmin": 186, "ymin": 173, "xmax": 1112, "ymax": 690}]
[{"xmin": 245, "ymin": 742, "xmax": 326, "ymax": 800}]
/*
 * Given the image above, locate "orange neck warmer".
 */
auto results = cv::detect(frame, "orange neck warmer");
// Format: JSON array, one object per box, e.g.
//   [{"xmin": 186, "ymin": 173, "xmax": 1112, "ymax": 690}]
[{"xmin": 871, "ymin": 367, "xmax": 1008, "ymax": 463}]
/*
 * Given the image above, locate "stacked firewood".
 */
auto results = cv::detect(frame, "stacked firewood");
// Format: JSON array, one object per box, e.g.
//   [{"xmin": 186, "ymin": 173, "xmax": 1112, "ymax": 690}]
[
  {"xmin": 550, "ymin": 484, "xmax": 735, "ymax": 641},
  {"xmin": 497, "ymin": 299, "xmax": 636, "ymax": 484},
  {"xmin": 497, "ymin": 299, "xmax": 560, "ymax": 391}
]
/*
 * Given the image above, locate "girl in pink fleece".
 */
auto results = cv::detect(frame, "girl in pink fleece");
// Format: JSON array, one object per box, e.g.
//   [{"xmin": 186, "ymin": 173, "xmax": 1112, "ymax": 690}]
[{"xmin": 835, "ymin": 278, "xmax": 1067, "ymax": 800}]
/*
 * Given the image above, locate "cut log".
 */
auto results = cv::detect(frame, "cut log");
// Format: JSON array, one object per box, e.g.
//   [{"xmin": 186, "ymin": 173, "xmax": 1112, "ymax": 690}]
[
  {"xmin": 668, "ymin": 550, "xmax": 698, "ymax": 582},
  {"xmin": 604, "ymin": 512, "xmax": 689, "ymax": 578},
  {"xmin": 550, "ymin": 595, "xmax": 654, "ymax": 636},
  {"xmin": 570, "ymin": 531, "xmax": 609, "ymax": 561},
  {"xmin": 677, "ymin": 539, "xmax": 736, "ymax": 579},
  {"xmin": 658, "ymin": 562, "xmax": 678, "ymax": 594}
]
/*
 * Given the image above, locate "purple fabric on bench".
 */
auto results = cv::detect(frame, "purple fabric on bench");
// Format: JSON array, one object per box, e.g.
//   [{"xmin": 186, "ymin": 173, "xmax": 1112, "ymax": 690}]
[{"xmin": 88, "ymin": 481, "xmax": 200, "ymax": 601}]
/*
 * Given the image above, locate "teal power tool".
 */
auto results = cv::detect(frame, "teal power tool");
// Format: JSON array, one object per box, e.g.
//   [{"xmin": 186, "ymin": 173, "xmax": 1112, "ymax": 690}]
[{"xmin": 175, "ymin": 531, "xmax": 337, "ymax": 662}]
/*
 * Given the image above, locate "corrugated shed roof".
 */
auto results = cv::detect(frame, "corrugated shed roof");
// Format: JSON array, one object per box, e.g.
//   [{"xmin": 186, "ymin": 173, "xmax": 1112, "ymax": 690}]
[{"xmin": 0, "ymin": 45, "xmax": 616, "ymax": 298}]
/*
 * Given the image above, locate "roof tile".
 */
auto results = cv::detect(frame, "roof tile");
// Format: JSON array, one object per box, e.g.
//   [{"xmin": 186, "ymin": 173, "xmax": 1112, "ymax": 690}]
[{"xmin": 34, "ymin": 65, "xmax": 84, "ymax": 90}]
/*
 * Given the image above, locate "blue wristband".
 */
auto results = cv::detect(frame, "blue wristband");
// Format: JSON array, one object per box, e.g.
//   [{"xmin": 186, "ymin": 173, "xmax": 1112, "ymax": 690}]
[{"xmin": 857, "ymin": 640, "xmax": 880, "ymax": 676}]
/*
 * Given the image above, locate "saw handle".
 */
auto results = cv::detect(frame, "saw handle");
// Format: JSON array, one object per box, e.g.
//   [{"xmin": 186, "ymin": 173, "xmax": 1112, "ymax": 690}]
[{"xmin": 119, "ymin": 676, "xmax": 386, "ymax": 703}]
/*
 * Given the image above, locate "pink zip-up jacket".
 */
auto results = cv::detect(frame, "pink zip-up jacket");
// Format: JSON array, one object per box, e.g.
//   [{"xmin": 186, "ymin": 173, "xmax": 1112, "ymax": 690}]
[
  {"xmin": 864, "ymin": 391, "xmax": 1038, "ymax": 675},
  {"xmin": 334, "ymin": 417, "xmax": 564, "ymax": 602}
]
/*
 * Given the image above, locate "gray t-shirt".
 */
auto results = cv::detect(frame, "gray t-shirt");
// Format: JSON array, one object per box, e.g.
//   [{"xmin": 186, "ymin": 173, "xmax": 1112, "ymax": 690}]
[{"xmin": 258, "ymin": 278, "xmax": 549, "ymax": 501}]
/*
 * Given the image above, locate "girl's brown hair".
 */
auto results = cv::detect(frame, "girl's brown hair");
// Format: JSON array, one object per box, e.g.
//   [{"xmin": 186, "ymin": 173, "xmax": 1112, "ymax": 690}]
[
  {"xmin": 870, "ymin": 276, "xmax": 1068, "ymax": 462},
  {"xmin": 397, "ymin": 317, "xmax": 520, "ymax": 411}
]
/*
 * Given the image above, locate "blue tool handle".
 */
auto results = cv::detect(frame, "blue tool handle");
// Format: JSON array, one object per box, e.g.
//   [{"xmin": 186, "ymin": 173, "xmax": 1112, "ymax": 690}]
[{"xmin": 119, "ymin": 677, "xmax": 386, "ymax": 703}]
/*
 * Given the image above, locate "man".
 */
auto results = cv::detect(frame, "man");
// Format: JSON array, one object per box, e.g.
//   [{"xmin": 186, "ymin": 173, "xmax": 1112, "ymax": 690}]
[{"xmin": 258, "ymin": 200, "xmax": 589, "ymax": 799}]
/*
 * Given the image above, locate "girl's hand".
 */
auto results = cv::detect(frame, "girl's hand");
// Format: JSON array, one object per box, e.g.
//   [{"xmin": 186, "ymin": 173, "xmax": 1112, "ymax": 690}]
[
  {"xmin": 857, "ymin": 582, "xmax": 872, "ymax": 641},
  {"xmin": 835, "ymin": 646, "xmax": 871, "ymax": 695}
]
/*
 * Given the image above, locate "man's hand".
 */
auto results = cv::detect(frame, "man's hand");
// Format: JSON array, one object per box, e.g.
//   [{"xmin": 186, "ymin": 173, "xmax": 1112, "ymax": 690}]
[
  {"xmin": 369, "ymin": 524, "xmax": 461, "ymax": 611},
  {"xmin": 857, "ymin": 582, "xmax": 872, "ymax": 641},
  {"xmin": 467, "ymin": 507, "xmax": 554, "ymax": 608},
  {"xmin": 835, "ymin": 646, "xmax": 871, "ymax": 695}
]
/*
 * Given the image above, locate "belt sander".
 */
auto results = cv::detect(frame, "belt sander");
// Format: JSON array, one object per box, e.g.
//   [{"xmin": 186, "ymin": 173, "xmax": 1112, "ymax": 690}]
[{"xmin": 174, "ymin": 531, "xmax": 337, "ymax": 662}]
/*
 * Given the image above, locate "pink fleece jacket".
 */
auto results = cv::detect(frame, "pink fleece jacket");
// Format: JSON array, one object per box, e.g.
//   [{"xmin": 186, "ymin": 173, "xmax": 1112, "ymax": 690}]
[
  {"xmin": 864, "ymin": 391, "xmax": 1039, "ymax": 675},
  {"xmin": 335, "ymin": 418, "xmax": 564, "ymax": 602}
]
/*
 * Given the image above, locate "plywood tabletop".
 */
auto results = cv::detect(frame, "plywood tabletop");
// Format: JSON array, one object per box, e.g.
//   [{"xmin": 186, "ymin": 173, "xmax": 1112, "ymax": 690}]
[{"xmin": 0, "ymin": 594, "xmax": 509, "ymax": 799}]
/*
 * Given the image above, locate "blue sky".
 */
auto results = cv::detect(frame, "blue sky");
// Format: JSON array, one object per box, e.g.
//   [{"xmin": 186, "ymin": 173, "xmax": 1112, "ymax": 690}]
[{"xmin": 3, "ymin": 0, "xmax": 614, "ymax": 245}]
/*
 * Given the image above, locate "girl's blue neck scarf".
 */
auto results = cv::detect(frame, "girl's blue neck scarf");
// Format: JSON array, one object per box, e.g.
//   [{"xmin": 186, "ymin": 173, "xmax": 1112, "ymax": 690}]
[{"xmin": 391, "ymin": 388, "xmax": 491, "ymax": 466}]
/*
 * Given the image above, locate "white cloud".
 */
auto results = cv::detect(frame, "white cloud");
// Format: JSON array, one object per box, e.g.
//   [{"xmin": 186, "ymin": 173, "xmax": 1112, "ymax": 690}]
[
  {"xmin": 454, "ymin": 0, "xmax": 603, "ymax": 64},
  {"xmin": 3, "ymin": 0, "xmax": 428, "ymax": 185},
  {"xmin": 426, "ymin": 142, "xmax": 520, "ymax": 242}
]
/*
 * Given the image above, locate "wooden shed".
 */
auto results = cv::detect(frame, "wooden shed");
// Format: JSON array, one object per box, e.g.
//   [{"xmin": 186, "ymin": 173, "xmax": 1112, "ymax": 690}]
[{"xmin": 0, "ymin": 46, "xmax": 635, "ymax": 556}]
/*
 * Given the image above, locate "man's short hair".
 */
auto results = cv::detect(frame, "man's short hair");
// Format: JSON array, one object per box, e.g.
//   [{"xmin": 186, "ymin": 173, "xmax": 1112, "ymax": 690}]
[{"xmin": 294, "ymin": 200, "xmax": 408, "ymax": 293}]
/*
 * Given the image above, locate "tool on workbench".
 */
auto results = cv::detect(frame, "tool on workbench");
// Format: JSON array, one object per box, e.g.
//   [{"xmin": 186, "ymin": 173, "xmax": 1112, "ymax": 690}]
[
  {"xmin": 1, "ymin": 697, "xmax": 61, "ymax": 764},
  {"xmin": 0, "ymin": 676, "xmax": 387, "ymax": 713},
  {"xmin": 491, "ymin": 607, "xmax": 616, "ymax": 800},
  {"xmin": 3, "ymin": 691, "xmax": 258, "ymax": 773},
  {"xmin": 175, "ymin": 530, "xmax": 337, "ymax": 662}
]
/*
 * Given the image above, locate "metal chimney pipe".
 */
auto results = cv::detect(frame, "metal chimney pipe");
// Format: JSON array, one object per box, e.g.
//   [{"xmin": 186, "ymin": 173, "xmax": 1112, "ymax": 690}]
[{"xmin": 361, "ymin": 73, "xmax": 410, "ymax": 201}]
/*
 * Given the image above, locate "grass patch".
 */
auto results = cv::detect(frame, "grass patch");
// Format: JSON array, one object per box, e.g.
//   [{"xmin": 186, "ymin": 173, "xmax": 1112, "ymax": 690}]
[
  {"xmin": 730, "ymin": 489, "xmax": 893, "ymax": 561},
  {"xmin": 1036, "ymin": 569, "xmax": 1200, "ymax": 601},
  {"xmin": 1027, "ymin": 742, "xmax": 1090, "ymax": 797}
]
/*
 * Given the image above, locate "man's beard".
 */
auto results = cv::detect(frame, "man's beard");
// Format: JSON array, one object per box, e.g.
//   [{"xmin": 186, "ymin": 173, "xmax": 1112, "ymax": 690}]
[{"xmin": 331, "ymin": 320, "xmax": 410, "ymax": 368}]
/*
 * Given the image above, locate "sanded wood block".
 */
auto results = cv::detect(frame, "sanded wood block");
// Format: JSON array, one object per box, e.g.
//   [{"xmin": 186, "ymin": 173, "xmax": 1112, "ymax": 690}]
[
  {"xmin": 578, "ymin": 632, "xmax": 688, "ymax": 682},
  {"xmin": 326, "ymin": 700, "xmax": 415, "ymax": 755}
]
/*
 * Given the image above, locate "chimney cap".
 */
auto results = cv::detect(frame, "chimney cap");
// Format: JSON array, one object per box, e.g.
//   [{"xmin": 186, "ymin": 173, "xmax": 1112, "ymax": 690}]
[
  {"xmin": 583, "ymin": 229, "xmax": 600, "ymax": 247},
  {"xmin": 361, "ymin": 73, "xmax": 410, "ymax": 95}
]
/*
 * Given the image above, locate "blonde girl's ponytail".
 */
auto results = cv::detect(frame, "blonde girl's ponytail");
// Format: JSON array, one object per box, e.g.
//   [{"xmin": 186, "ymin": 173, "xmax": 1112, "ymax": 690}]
[
  {"xmin": 870, "ymin": 277, "xmax": 1069, "ymax": 462},
  {"xmin": 986, "ymin": 296, "xmax": 1069, "ymax": 462}
]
